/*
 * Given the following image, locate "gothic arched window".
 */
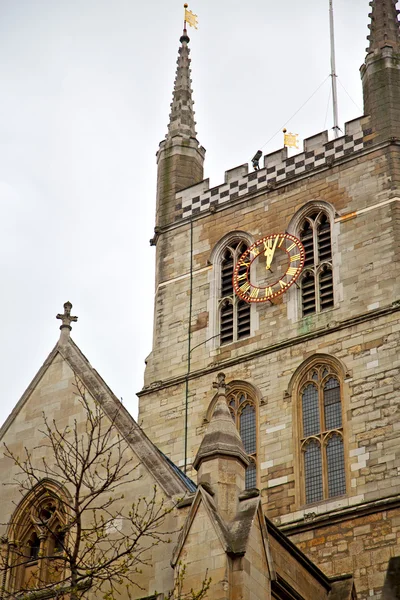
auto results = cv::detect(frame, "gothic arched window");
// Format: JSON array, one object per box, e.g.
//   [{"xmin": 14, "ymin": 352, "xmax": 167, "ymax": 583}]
[
  {"xmin": 227, "ymin": 388, "xmax": 257, "ymax": 489},
  {"xmin": 299, "ymin": 211, "xmax": 334, "ymax": 316},
  {"xmin": 299, "ymin": 364, "xmax": 346, "ymax": 504},
  {"xmin": 6, "ymin": 483, "xmax": 68, "ymax": 593},
  {"xmin": 219, "ymin": 241, "xmax": 251, "ymax": 344}
]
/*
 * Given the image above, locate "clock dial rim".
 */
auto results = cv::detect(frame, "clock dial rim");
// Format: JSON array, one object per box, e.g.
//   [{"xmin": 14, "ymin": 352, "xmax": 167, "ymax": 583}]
[{"xmin": 232, "ymin": 233, "xmax": 305, "ymax": 304}]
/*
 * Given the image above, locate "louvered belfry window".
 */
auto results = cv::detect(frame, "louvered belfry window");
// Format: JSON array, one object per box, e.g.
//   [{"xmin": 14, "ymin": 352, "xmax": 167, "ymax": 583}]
[
  {"xmin": 227, "ymin": 389, "xmax": 257, "ymax": 489},
  {"xmin": 220, "ymin": 241, "xmax": 250, "ymax": 344},
  {"xmin": 300, "ymin": 364, "xmax": 345, "ymax": 504},
  {"xmin": 299, "ymin": 212, "xmax": 334, "ymax": 316}
]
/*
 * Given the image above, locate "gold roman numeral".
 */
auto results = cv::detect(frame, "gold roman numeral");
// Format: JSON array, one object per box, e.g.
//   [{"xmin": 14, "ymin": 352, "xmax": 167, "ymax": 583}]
[
  {"xmin": 287, "ymin": 242, "xmax": 296, "ymax": 252},
  {"xmin": 265, "ymin": 286, "xmax": 273, "ymax": 297},
  {"xmin": 278, "ymin": 236, "xmax": 285, "ymax": 247},
  {"xmin": 279, "ymin": 279, "xmax": 286, "ymax": 289},
  {"xmin": 250, "ymin": 248, "xmax": 260, "ymax": 259},
  {"xmin": 290, "ymin": 253, "xmax": 301, "ymax": 262},
  {"xmin": 263, "ymin": 238, "xmax": 273, "ymax": 250},
  {"xmin": 237, "ymin": 273, "xmax": 247, "ymax": 281},
  {"xmin": 239, "ymin": 261, "xmax": 250, "ymax": 269},
  {"xmin": 250, "ymin": 287, "xmax": 259, "ymax": 299},
  {"xmin": 286, "ymin": 267, "xmax": 297, "ymax": 276},
  {"xmin": 240, "ymin": 282, "xmax": 251, "ymax": 293}
]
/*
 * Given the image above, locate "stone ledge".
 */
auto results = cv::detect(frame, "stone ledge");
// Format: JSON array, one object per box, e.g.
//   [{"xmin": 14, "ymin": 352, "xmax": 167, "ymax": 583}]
[{"xmin": 138, "ymin": 303, "xmax": 400, "ymax": 396}]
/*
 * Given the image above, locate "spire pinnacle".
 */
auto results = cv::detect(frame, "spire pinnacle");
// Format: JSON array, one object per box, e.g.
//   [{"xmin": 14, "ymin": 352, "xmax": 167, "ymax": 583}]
[
  {"xmin": 367, "ymin": 0, "xmax": 400, "ymax": 54},
  {"xmin": 166, "ymin": 30, "xmax": 197, "ymax": 140}
]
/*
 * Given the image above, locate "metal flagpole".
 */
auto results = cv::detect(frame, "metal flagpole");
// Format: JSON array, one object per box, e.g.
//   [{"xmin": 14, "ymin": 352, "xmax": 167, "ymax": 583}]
[{"xmin": 329, "ymin": 0, "xmax": 340, "ymax": 139}]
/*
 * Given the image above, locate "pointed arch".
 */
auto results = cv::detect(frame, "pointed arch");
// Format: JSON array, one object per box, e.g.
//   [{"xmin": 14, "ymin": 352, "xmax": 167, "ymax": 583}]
[
  {"xmin": 207, "ymin": 231, "xmax": 257, "ymax": 348},
  {"xmin": 287, "ymin": 201, "xmax": 340, "ymax": 320},
  {"xmin": 288, "ymin": 355, "xmax": 348, "ymax": 506},
  {"xmin": 6, "ymin": 479, "xmax": 70, "ymax": 593}
]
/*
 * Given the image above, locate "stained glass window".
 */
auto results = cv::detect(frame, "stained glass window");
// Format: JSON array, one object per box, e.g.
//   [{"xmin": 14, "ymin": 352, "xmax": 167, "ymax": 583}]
[
  {"xmin": 300, "ymin": 364, "xmax": 345, "ymax": 504},
  {"xmin": 304, "ymin": 440, "xmax": 323, "ymax": 504},
  {"xmin": 227, "ymin": 388, "xmax": 257, "ymax": 490},
  {"xmin": 327, "ymin": 434, "xmax": 346, "ymax": 498}
]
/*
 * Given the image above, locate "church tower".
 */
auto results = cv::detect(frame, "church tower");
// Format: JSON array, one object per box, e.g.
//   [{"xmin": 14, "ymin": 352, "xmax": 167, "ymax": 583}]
[{"xmin": 140, "ymin": 4, "xmax": 400, "ymax": 597}]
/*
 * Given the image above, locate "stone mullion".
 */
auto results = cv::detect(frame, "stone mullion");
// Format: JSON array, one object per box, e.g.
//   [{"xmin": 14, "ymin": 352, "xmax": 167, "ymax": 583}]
[
  {"xmin": 318, "ymin": 381, "xmax": 329, "ymax": 499},
  {"xmin": 312, "ymin": 222, "xmax": 321, "ymax": 313},
  {"xmin": 37, "ymin": 534, "xmax": 48, "ymax": 587}
]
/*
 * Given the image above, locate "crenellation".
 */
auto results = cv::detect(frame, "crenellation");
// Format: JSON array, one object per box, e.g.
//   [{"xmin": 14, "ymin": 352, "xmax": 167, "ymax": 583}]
[{"xmin": 179, "ymin": 116, "xmax": 371, "ymax": 220}]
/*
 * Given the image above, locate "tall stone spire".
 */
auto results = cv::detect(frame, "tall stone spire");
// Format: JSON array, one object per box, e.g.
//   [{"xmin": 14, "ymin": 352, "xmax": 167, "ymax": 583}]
[
  {"xmin": 155, "ymin": 29, "xmax": 205, "ymax": 228},
  {"xmin": 167, "ymin": 29, "xmax": 197, "ymax": 140},
  {"xmin": 361, "ymin": 0, "xmax": 400, "ymax": 143},
  {"xmin": 367, "ymin": 0, "xmax": 400, "ymax": 54}
]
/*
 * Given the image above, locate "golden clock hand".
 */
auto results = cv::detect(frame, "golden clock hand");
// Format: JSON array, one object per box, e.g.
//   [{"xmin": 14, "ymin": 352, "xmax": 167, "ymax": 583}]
[
  {"xmin": 263, "ymin": 240, "xmax": 273, "ymax": 266},
  {"xmin": 265, "ymin": 236, "xmax": 279, "ymax": 270}
]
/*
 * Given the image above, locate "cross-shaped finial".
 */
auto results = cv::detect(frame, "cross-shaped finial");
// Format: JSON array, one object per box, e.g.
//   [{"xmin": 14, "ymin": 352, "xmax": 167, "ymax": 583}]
[
  {"xmin": 213, "ymin": 372, "xmax": 226, "ymax": 394},
  {"xmin": 56, "ymin": 301, "xmax": 78, "ymax": 335}
]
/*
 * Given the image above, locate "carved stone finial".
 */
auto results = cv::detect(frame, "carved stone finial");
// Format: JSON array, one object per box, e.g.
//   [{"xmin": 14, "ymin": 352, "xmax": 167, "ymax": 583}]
[
  {"xmin": 56, "ymin": 301, "xmax": 78, "ymax": 340},
  {"xmin": 213, "ymin": 372, "xmax": 226, "ymax": 394}
]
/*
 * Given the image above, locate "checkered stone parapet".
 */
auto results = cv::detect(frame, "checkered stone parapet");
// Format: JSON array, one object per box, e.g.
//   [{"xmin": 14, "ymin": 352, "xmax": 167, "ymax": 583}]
[{"xmin": 179, "ymin": 120, "xmax": 371, "ymax": 220}]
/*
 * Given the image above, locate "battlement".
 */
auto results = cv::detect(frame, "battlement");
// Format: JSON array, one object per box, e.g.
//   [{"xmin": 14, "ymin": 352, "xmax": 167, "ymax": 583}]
[{"xmin": 177, "ymin": 115, "xmax": 372, "ymax": 219}]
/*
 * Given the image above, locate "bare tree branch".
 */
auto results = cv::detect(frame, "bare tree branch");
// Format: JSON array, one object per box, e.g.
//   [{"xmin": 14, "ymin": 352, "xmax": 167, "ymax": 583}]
[{"xmin": 1, "ymin": 379, "xmax": 209, "ymax": 600}]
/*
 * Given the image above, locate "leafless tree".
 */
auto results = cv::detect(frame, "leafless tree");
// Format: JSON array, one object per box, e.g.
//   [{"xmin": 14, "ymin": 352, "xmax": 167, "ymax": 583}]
[{"xmin": 0, "ymin": 379, "xmax": 209, "ymax": 600}]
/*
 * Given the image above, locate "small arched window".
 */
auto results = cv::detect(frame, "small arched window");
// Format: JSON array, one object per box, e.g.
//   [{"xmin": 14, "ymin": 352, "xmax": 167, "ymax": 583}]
[
  {"xmin": 299, "ymin": 211, "xmax": 334, "ymax": 316},
  {"xmin": 219, "ymin": 241, "xmax": 251, "ymax": 344},
  {"xmin": 299, "ymin": 364, "xmax": 345, "ymax": 504},
  {"xmin": 227, "ymin": 388, "xmax": 257, "ymax": 489},
  {"xmin": 6, "ymin": 483, "xmax": 68, "ymax": 593}
]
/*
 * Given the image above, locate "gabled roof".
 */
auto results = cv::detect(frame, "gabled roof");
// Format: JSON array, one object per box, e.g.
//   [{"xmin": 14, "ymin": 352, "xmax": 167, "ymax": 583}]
[
  {"xmin": 0, "ymin": 336, "xmax": 193, "ymax": 498},
  {"xmin": 171, "ymin": 484, "xmax": 275, "ymax": 581}
]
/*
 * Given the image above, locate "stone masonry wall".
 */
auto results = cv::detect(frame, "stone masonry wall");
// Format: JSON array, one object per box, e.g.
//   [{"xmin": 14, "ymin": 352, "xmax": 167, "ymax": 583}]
[
  {"xmin": 143, "ymin": 144, "xmax": 400, "ymax": 396},
  {"xmin": 287, "ymin": 506, "xmax": 400, "ymax": 600}
]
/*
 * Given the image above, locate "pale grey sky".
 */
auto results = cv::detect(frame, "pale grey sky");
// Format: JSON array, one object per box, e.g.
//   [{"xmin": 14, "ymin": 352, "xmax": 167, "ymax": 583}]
[{"xmin": 0, "ymin": 1, "xmax": 381, "ymax": 425}]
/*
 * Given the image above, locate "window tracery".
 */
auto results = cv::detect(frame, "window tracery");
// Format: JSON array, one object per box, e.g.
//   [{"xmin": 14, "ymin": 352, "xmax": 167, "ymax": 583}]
[
  {"xmin": 219, "ymin": 241, "xmax": 251, "ymax": 344},
  {"xmin": 208, "ymin": 232, "xmax": 256, "ymax": 349},
  {"xmin": 299, "ymin": 211, "xmax": 334, "ymax": 316},
  {"xmin": 227, "ymin": 388, "xmax": 257, "ymax": 489},
  {"xmin": 299, "ymin": 363, "xmax": 346, "ymax": 504},
  {"xmin": 7, "ymin": 483, "xmax": 68, "ymax": 593}
]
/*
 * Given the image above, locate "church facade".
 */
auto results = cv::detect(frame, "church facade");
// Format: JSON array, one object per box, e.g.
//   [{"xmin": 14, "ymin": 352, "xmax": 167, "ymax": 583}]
[{"xmin": 1, "ymin": 1, "xmax": 400, "ymax": 599}]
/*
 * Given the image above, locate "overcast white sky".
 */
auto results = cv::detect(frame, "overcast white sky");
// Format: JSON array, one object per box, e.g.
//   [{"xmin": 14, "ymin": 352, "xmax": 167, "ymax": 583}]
[{"xmin": 0, "ymin": 0, "xmax": 387, "ymax": 426}]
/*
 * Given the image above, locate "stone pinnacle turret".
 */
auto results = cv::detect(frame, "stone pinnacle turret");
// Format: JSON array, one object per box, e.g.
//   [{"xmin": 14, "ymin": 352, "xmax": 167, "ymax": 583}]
[
  {"xmin": 367, "ymin": 0, "xmax": 400, "ymax": 54},
  {"xmin": 193, "ymin": 374, "xmax": 249, "ymax": 522},
  {"xmin": 193, "ymin": 373, "xmax": 249, "ymax": 470},
  {"xmin": 166, "ymin": 29, "xmax": 197, "ymax": 140},
  {"xmin": 155, "ymin": 29, "xmax": 205, "ymax": 229},
  {"xmin": 361, "ymin": 0, "xmax": 400, "ymax": 143}
]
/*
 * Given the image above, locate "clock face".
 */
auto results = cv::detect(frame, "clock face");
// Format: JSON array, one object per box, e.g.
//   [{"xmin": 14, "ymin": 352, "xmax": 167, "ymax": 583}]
[{"xmin": 233, "ymin": 233, "xmax": 305, "ymax": 303}]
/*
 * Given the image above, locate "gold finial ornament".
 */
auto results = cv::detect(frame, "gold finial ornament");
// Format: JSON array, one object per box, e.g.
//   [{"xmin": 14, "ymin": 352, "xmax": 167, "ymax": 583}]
[
  {"xmin": 283, "ymin": 129, "xmax": 299, "ymax": 149},
  {"xmin": 184, "ymin": 4, "xmax": 198, "ymax": 29}
]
